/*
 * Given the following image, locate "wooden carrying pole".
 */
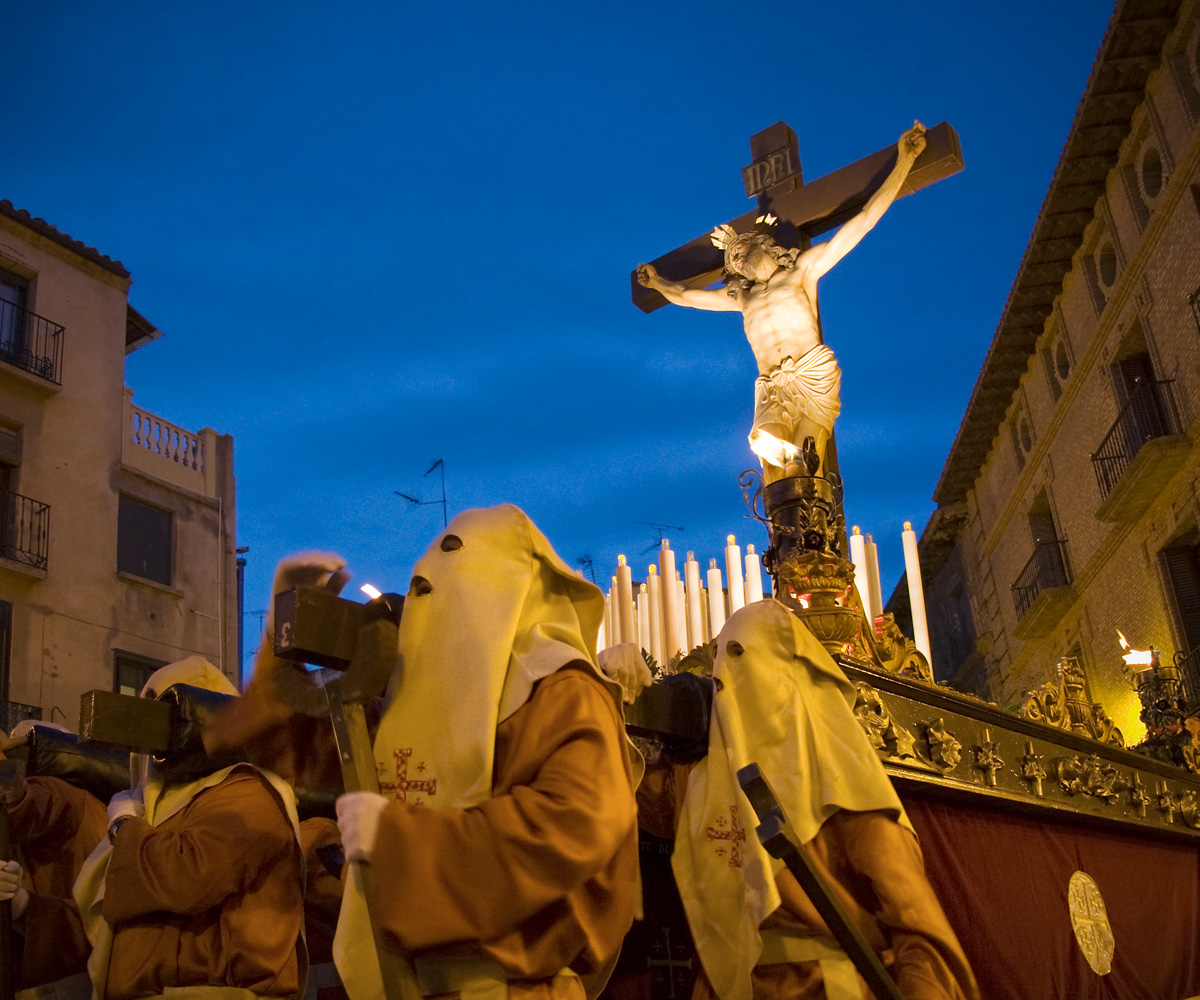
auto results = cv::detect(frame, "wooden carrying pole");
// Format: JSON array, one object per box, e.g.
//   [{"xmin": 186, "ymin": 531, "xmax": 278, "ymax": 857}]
[{"xmin": 737, "ymin": 763, "xmax": 903, "ymax": 1000}]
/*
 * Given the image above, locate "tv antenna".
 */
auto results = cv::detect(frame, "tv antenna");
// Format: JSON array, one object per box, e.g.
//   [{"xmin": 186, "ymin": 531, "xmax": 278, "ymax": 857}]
[
  {"xmin": 394, "ymin": 458, "xmax": 448, "ymax": 527},
  {"xmin": 575, "ymin": 554, "xmax": 597, "ymax": 585},
  {"xmin": 635, "ymin": 520, "xmax": 684, "ymax": 556}
]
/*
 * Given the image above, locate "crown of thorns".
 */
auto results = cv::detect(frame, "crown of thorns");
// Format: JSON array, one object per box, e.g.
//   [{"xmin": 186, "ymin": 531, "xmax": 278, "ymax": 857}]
[{"xmin": 710, "ymin": 213, "xmax": 779, "ymax": 252}]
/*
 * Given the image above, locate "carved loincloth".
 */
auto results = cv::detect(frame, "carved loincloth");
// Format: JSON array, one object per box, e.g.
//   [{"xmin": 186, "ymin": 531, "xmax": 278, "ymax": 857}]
[{"xmin": 751, "ymin": 345, "xmax": 842, "ymax": 451}]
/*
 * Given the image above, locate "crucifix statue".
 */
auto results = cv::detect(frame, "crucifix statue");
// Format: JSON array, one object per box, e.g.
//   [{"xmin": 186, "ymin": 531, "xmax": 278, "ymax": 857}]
[{"xmin": 634, "ymin": 120, "xmax": 963, "ymax": 486}]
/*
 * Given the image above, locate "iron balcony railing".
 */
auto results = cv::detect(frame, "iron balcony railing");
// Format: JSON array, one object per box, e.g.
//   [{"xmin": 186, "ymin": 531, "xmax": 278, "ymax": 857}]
[
  {"xmin": 1174, "ymin": 646, "xmax": 1200, "ymax": 703},
  {"xmin": 0, "ymin": 299, "xmax": 64, "ymax": 384},
  {"xmin": 1, "ymin": 700, "xmax": 42, "ymax": 733},
  {"xmin": 1, "ymin": 490, "xmax": 50, "ymax": 570},
  {"xmin": 1011, "ymin": 538, "xmax": 1071, "ymax": 621},
  {"xmin": 1091, "ymin": 378, "xmax": 1182, "ymax": 499}
]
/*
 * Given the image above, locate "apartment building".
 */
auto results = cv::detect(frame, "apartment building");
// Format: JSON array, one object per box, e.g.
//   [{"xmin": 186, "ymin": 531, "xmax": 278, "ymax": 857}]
[
  {"xmin": 907, "ymin": 0, "xmax": 1200, "ymax": 744},
  {"xmin": 0, "ymin": 199, "xmax": 237, "ymax": 731}
]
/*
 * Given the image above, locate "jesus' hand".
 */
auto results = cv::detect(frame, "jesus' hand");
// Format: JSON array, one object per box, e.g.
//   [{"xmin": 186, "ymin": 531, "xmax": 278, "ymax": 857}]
[
  {"xmin": 900, "ymin": 121, "xmax": 926, "ymax": 158},
  {"xmin": 636, "ymin": 263, "xmax": 660, "ymax": 289}
]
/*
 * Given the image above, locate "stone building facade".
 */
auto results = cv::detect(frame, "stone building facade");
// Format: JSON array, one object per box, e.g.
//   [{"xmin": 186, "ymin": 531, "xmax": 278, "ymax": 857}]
[
  {"xmin": 913, "ymin": 0, "xmax": 1200, "ymax": 743},
  {"xmin": 0, "ymin": 200, "xmax": 237, "ymax": 732}
]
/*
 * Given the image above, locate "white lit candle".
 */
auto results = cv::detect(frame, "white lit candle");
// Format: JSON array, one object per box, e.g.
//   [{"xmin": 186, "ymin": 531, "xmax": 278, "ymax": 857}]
[
  {"xmin": 659, "ymin": 541, "xmax": 682, "ymax": 661},
  {"xmin": 902, "ymin": 520, "xmax": 933, "ymax": 668},
  {"xmin": 849, "ymin": 526, "xmax": 871, "ymax": 615},
  {"xmin": 637, "ymin": 585, "xmax": 649, "ymax": 653},
  {"xmin": 684, "ymin": 552, "xmax": 704, "ymax": 649},
  {"xmin": 725, "ymin": 535, "xmax": 746, "ymax": 614},
  {"xmin": 646, "ymin": 565, "xmax": 663, "ymax": 665},
  {"xmin": 707, "ymin": 558, "xmax": 726, "ymax": 636},
  {"xmin": 598, "ymin": 591, "xmax": 610, "ymax": 653},
  {"xmin": 675, "ymin": 577, "xmax": 687, "ymax": 655},
  {"xmin": 615, "ymin": 555, "xmax": 636, "ymax": 645},
  {"xmin": 744, "ymin": 544, "xmax": 764, "ymax": 604},
  {"xmin": 865, "ymin": 533, "xmax": 883, "ymax": 621}
]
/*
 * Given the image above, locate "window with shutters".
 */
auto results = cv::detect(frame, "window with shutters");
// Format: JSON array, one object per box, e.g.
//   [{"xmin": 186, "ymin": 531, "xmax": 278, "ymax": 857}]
[
  {"xmin": 117, "ymin": 494, "xmax": 173, "ymax": 586},
  {"xmin": 1161, "ymin": 540, "xmax": 1200, "ymax": 701}
]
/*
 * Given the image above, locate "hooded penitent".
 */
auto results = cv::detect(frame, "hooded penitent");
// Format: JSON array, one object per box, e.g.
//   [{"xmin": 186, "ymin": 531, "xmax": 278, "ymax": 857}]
[
  {"xmin": 335, "ymin": 504, "xmax": 632, "ymax": 1000},
  {"xmin": 671, "ymin": 599, "xmax": 911, "ymax": 1000},
  {"xmin": 75, "ymin": 657, "xmax": 303, "ymax": 1000}
]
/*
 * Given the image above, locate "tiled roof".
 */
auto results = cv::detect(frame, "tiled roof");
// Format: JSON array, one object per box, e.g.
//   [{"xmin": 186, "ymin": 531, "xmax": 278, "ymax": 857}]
[
  {"xmin": 932, "ymin": 0, "xmax": 1182, "ymax": 506},
  {"xmin": 0, "ymin": 199, "xmax": 130, "ymax": 280}
]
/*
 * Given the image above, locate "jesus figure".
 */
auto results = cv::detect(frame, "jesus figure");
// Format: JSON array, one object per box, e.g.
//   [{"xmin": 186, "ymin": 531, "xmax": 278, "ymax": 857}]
[{"xmin": 637, "ymin": 122, "xmax": 927, "ymax": 483}]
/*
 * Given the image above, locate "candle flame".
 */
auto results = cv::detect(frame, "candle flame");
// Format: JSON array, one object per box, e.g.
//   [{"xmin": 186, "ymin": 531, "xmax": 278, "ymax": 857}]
[
  {"xmin": 1117, "ymin": 629, "xmax": 1155, "ymax": 668},
  {"xmin": 648, "ymin": 565, "xmax": 657, "ymax": 576},
  {"xmin": 709, "ymin": 558, "xmax": 718, "ymax": 569},
  {"xmin": 852, "ymin": 525, "xmax": 861, "ymax": 535},
  {"xmin": 617, "ymin": 554, "xmax": 627, "ymax": 567},
  {"xmin": 903, "ymin": 521, "xmax": 913, "ymax": 531},
  {"xmin": 360, "ymin": 584, "xmax": 382, "ymax": 600},
  {"xmin": 687, "ymin": 550, "xmax": 695, "ymax": 561},
  {"xmin": 727, "ymin": 534, "xmax": 736, "ymax": 545},
  {"xmin": 746, "ymin": 543, "xmax": 756, "ymax": 555}
]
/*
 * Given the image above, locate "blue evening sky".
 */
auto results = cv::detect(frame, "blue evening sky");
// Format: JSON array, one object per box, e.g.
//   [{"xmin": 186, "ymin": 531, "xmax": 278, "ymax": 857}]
[{"xmin": 7, "ymin": 2, "xmax": 1113, "ymax": 675}]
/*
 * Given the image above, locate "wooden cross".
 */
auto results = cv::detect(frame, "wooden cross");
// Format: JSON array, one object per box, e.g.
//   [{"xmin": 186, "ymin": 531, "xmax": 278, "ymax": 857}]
[
  {"xmin": 705, "ymin": 803, "xmax": 746, "ymax": 868},
  {"xmin": 631, "ymin": 120, "xmax": 963, "ymax": 313},
  {"xmin": 378, "ymin": 747, "xmax": 438, "ymax": 805}
]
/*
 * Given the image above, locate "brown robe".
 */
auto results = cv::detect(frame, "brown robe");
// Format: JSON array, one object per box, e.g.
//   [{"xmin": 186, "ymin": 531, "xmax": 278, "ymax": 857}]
[
  {"xmin": 299, "ymin": 816, "xmax": 343, "ymax": 967},
  {"xmin": 638, "ymin": 762, "xmax": 979, "ymax": 1000},
  {"xmin": 209, "ymin": 649, "xmax": 639, "ymax": 1000},
  {"xmin": 7, "ymin": 775, "xmax": 106, "ymax": 990},
  {"xmin": 100, "ymin": 769, "xmax": 305, "ymax": 1000},
  {"xmin": 366, "ymin": 664, "xmax": 639, "ymax": 1000}
]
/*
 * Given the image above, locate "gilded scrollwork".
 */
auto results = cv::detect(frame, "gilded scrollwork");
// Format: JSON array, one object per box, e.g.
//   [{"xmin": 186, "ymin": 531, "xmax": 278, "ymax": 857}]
[
  {"xmin": 1019, "ymin": 657, "xmax": 1124, "ymax": 747},
  {"xmin": 853, "ymin": 682, "xmax": 889, "ymax": 751},
  {"xmin": 872, "ymin": 613, "xmax": 934, "ymax": 683},
  {"xmin": 1055, "ymin": 754, "xmax": 1125, "ymax": 803}
]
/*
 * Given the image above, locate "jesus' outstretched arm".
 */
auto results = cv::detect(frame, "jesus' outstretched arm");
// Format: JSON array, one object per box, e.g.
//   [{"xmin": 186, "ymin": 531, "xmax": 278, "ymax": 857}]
[
  {"xmin": 637, "ymin": 263, "xmax": 742, "ymax": 311},
  {"xmin": 796, "ymin": 121, "xmax": 928, "ymax": 285}
]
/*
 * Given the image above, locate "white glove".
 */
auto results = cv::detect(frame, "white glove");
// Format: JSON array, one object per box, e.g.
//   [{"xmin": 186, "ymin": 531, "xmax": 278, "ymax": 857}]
[
  {"xmin": 266, "ymin": 551, "xmax": 351, "ymax": 638},
  {"xmin": 336, "ymin": 791, "xmax": 389, "ymax": 863},
  {"xmin": 598, "ymin": 643, "xmax": 654, "ymax": 704},
  {"xmin": 107, "ymin": 787, "xmax": 144, "ymax": 824},
  {"xmin": 0, "ymin": 860, "xmax": 30, "ymax": 918}
]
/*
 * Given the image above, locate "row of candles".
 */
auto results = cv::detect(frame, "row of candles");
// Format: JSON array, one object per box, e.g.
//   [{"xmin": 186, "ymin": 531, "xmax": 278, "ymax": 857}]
[
  {"xmin": 596, "ymin": 536, "xmax": 769, "ymax": 664},
  {"xmin": 594, "ymin": 522, "xmax": 933, "ymax": 669},
  {"xmin": 850, "ymin": 522, "xmax": 931, "ymax": 666}
]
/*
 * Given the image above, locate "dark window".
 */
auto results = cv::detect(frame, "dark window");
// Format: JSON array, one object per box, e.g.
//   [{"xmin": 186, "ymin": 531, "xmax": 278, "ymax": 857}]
[
  {"xmin": 117, "ymin": 495, "xmax": 172, "ymax": 585},
  {"xmin": 1161, "ymin": 542, "xmax": 1200, "ymax": 651},
  {"xmin": 112, "ymin": 648, "xmax": 168, "ymax": 696},
  {"xmin": 0, "ymin": 268, "xmax": 28, "ymax": 362}
]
